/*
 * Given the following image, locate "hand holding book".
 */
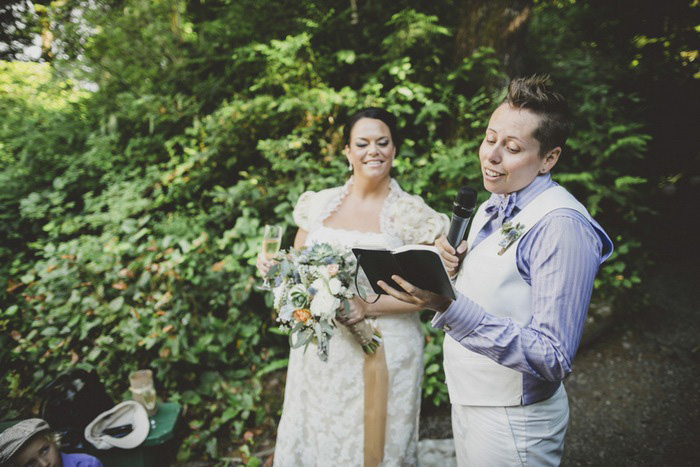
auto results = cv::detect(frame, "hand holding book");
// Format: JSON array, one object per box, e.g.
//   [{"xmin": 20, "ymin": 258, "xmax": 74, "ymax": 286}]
[
  {"xmin": 352, "ymin": 244, "xmax": 457, "ymax": 301},
  {"xmin": 376, "ymin": 274, "xmax": 454, "ymax": 313}
]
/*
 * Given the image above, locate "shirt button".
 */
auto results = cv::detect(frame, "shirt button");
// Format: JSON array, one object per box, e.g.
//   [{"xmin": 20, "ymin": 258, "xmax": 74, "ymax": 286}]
[{"xmin": 443, "ymin": 324, "xmax": 451, "ymax": 332}]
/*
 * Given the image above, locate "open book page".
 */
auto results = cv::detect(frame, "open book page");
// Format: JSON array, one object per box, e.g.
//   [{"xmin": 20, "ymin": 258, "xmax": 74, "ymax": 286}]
[
  {"xmin": 391, "ymin": 244, "xmax": 439, "ymax": 254},
  {"xmin": 352, "ymin": 245, "xmax": 456, "ymax": 300}
]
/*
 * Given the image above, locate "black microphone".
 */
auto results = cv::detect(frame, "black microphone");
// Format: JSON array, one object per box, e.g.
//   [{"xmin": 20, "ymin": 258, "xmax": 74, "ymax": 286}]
[{"xmin": 447, "ymin": 186, "xmax": 477, "ymax": 248}]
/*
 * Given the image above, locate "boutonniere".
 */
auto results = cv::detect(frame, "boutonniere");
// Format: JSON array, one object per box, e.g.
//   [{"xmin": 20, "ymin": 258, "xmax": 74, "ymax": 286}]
[{"xmin": 497, "ymin": 221, "xmax": 525, "ymax": 256}]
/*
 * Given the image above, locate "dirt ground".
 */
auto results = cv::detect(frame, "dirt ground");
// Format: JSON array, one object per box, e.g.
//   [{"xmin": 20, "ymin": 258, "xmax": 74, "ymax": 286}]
[
  {"xmin": 419, "ymin": 258, "xmax": 700, "ymax": 466},
  {"xmin": 563, "ymin": 259, "xmax": 700, "ymax": 466}
]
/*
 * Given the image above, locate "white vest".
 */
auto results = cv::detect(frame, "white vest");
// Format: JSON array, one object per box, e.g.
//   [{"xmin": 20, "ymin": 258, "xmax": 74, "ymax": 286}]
[{"xmin": 443, "ymin": 186, "xmax": 595, "ymax": 406}]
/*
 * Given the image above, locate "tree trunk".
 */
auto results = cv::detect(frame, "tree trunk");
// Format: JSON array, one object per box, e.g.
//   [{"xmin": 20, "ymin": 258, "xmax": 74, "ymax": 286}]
[
  {"xmin": 452, "ymin": 0, "xmax": 532, "ymax": 77},
  {"xmin": 34, "ymin": 0, "xmax": 53, "ymax": 61}
]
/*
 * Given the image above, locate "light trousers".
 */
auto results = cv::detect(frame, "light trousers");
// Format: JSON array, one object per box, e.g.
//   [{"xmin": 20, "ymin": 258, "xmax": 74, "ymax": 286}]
[{"xmin": 451, "ymin": 384, "xmax": 569, "ymax": 467}]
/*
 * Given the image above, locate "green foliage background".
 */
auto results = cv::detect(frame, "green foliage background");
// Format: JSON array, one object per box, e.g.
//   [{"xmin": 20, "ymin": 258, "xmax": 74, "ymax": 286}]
[{"xmin": 1, "ymin": 0, "xmax": 698, "ymax": 462}]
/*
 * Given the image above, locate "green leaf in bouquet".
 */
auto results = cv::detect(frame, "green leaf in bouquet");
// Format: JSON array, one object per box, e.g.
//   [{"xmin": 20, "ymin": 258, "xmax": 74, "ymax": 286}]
[
  {"xmin": 269, "ymin": 326, "xmax": 288, "ymax": 335},
  {"xmin": 320, "ymin": 320, "xmax": 335, "ymax": 336},
  {"xmin": 280, "ymin": 258, "xmax": 292, "ymax": 277},
  {"xmin": 304, "ymin": 332, "xmax": 315, "ymax": 353},
  {"xmin": 291, "ymin": 328, "xmax": 313, "ymax": 349},
  {"xmin": 288, "ymin": 322, "xmax": 304, "ymax": 347},
  {"xmin": 267, "ymin": 262, "xmax": 281, "ymax": 279}
]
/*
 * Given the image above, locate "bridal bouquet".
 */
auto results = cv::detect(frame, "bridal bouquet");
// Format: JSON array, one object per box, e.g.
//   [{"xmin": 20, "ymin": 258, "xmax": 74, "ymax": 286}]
[{"xmin": 266, "ymin": 242, "xmax": 382, "ymax": 361}]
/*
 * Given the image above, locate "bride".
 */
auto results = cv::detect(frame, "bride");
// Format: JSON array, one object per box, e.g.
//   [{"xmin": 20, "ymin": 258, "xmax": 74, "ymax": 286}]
[{"xmin": 258, "ymin": 107, "xmax": 448, "ymax": 466}]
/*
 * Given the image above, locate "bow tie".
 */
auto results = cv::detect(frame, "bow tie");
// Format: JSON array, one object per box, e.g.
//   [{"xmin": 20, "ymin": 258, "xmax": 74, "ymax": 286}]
[{"xmin": 484, "ymin": 193, "xmax": 517, "ymax": 220}]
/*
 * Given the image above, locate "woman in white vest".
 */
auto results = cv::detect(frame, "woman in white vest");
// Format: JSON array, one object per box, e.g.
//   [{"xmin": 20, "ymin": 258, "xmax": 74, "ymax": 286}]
[
  {"xmin": 378, "ymin": 75, "xmax": 613, "ymax": 466},
  {"xmin": 257, "ymin": 107, "xmax": 449, "ymax": 466}
]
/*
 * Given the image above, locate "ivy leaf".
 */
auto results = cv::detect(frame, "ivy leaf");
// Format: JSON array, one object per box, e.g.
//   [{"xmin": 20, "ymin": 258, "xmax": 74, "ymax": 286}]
[
  {"xmin": 221, "ymin": 407, "xmax": 239, "ymax": 423},
  {"xmin": 108, "ymin": 296, "xmax": 124, "ymax": 311}
]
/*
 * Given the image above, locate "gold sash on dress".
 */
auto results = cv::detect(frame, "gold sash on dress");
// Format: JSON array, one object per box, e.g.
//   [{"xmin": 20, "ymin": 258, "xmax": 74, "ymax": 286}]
[{"xmin": 363, "ymin": 344, "xmax": 388, "ymax": 467}]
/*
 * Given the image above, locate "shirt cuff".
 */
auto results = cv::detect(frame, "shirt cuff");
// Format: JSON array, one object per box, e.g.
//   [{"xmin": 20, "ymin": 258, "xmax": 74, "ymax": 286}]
[{"xmin": 431, "ymin": 293, "xmax": 485, "ymax": 341}]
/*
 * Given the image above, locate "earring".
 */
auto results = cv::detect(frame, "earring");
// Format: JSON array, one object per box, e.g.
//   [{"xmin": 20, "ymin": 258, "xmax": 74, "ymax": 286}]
[{"xmin": 348, "ymin": 162, "xmax": 353, "ymax": 171}]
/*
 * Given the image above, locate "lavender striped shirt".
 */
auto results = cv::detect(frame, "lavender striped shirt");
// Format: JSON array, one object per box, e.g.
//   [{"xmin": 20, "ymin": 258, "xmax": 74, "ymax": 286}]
[{"xmin": 432, "ymin": 174, "xmax": 613, "ymax": 404}]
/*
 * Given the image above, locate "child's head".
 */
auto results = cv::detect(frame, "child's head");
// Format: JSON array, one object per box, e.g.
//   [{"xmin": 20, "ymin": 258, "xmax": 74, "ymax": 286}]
[{"xmin": 0, "ymin": 419, "xmax": 62, "ymax": 467}]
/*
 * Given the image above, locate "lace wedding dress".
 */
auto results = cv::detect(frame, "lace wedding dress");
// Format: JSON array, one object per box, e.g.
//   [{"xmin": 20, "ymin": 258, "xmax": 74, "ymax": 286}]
[{"xmin": 272, "ymin": 179, "xmax": 449, "ymax": 467}]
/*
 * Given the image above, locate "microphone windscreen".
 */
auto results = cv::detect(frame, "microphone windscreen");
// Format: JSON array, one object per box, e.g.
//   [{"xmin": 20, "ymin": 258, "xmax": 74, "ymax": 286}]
[{"xmin": 455, "ymin": 186, "xmax": 477, "ymax": 209}]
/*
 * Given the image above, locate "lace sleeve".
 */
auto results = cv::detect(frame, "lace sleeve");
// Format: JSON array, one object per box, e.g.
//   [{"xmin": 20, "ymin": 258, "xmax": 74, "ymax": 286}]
[
  {"xmin": 387, "ymin": 192, "xmax": 450, "ymax": 245},
  {"xmin": 292, "ymin": 191, "xmax": 316, "ymax": 230}
]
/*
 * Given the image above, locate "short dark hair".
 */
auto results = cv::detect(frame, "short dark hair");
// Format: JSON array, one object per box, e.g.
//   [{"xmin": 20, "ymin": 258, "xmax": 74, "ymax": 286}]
[
  {"xmin": 503, "ymin": 75, "xmax": 571, "ymax": 157},
  {"xmin": 343, "ymin": 107, "xmax": 399, "ymax": 153}
]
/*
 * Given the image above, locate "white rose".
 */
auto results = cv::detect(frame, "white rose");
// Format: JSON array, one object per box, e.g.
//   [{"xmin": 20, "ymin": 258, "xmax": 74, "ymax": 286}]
[
  {"xmin": 310, "ymin": 278, "xmax": 325, "ymax": 296},
  {"xmin": 310, "ymin": 289, "xmax": 340, "ymax": 320},
  {"xmin": 316, "ymin": 265, "xmax": 331, "ymax": 280},
  {"xmin": 328, "ymin": 277, "xmax": 342, "ymax": 295}
]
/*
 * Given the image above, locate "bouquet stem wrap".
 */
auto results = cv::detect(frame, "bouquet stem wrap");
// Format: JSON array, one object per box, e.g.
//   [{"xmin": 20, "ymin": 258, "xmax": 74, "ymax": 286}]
[
  {"xmin": 363, "ymin": 343, "xmax": 388, "ymax": 467},
  {"xmin": 346, "ymin": 319, "xmax": 382, "ymax": 354}
]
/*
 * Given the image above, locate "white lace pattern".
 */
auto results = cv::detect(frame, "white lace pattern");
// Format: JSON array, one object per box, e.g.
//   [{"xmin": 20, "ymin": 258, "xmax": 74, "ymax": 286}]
[{"xmin": 275, "ymin": 179, "xmax": 448, "ymax": 467}]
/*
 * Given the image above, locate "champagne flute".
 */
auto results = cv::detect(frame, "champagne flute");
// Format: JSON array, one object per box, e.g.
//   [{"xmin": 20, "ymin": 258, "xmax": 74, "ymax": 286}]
[{"xmin": 258, "ymin": 224, "xmax": 283, "ymax": 290}]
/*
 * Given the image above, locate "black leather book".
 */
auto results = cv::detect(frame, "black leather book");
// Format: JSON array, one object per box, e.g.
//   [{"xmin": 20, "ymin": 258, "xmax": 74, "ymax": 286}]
[{"xmin": 352, "ymin": 245, "xmax": 456, "ymax": 300}]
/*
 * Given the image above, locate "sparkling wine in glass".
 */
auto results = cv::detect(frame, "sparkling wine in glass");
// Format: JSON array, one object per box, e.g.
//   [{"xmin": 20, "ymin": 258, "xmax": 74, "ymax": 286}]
[{"xmin": 258, "ymin": 224, "xmax": 282, "ymax": 290}]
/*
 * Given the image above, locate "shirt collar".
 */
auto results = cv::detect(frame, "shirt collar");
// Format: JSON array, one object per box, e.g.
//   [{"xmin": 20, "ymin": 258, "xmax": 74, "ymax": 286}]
[
  {"xmin": 484, "ymin": 173, "xmax": 557, "ymax": 218},
  {"xmin": 514, "ymin": 173, "xmax": 557, "ymax": 210}
]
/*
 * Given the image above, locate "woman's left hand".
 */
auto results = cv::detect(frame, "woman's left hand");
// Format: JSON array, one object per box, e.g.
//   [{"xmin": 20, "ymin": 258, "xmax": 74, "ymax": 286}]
[
  {"xmin": 378, "ymin": 275, "xmax": 453, "ymax": 312},
  {"xmin": 337, "ymin": 296, "xmax": 370, "ymax": 326}
]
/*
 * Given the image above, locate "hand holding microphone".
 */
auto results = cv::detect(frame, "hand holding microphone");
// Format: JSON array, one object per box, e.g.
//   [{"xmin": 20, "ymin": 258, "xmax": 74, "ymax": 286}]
[
  {"xmin": 438, "ymin": 186, "xmax": 477, "ymax": 277},
  {"xmin": 447, "ymin": 186, "xmax": 477, "ymax": 247}
]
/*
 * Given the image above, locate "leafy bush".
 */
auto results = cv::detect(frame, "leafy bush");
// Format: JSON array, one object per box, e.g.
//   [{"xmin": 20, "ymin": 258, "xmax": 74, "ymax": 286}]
[{"xmin": 1, "ymin": 0, "xmax": 668, "ymax": 461}]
